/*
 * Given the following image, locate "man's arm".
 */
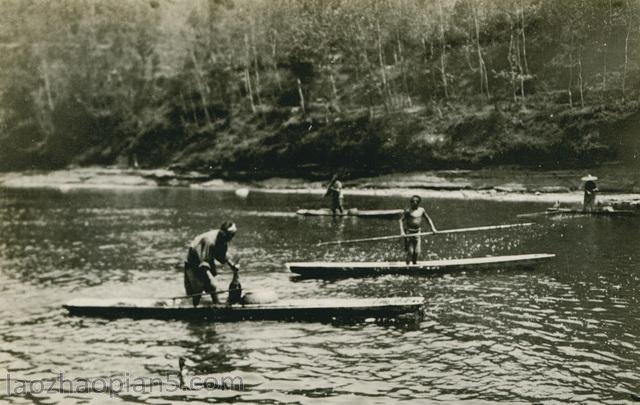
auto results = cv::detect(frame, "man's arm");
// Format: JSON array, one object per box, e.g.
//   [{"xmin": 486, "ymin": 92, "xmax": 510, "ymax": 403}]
[
  {"xmin": 226, "ymin": 257, "xmax": 240, "ymax": 273},
  {"xmin": 325, "ymin": 179, "xmax": 336, "ymax": 196},
  {"xmin": 423, "ymin": 211, "xmax": 438, "ymax": 232},
  {"xmin": 399, "ymin": 212, "xmax": 405, "ymax": 235}
]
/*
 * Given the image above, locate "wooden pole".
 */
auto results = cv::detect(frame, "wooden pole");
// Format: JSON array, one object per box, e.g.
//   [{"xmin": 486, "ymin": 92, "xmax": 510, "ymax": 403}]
[{"xmin": 316, "ymin": 223, "xmax": 533, "ymax": 246}]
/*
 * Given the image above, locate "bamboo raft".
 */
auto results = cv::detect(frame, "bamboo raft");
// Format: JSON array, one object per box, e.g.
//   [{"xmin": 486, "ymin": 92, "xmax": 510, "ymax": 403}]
[
  {"xmin": 296, "ymin": 208, "xmax": 403, "ymax": 219},
  {"xmin": 63, "ymin": 297, "xmax": 425, "ymax": 322},
  {"xmin": 287, "ymin": 253, "xmax": 555, "ymax": 278},
  {"xmin": 517, "ymin": 207, "xmax": 638, "ymax": 218}
]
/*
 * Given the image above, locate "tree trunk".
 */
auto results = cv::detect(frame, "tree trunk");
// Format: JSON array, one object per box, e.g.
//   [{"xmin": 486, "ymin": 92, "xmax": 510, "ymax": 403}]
[
  {"xmin": 568, "ymin": 45, "xmax": 574, "ymax": 108},
  {"xmin": 243, "ymin": 34, "xmax": 256, "ymax": 113},
  {"xmin": 518, "ymin": 58, "xmax": 525, "ymax": 106},
  {"xmin": 463, "ymin": 45, "xmax": 474, "ymax": 71},
  {"xmin": 376, "ymin": 19, "xmax": 392, "ymax": 108},
  {"xmin": 578, "ymin": 49, "xmax": 585, "ymax": 107},
  {"xmin": 513, "ymin": 26, "xmax": 526, "ymax": 107},
  {"xmin": 602, "ymin": 0, "xmax": 613, "ymax": 91},
  {"xmin": 564, "ymin": 17, "xmax": 576, "ymax": 108},
  {"xmin": 421, "ymin": 37, "xmax": 427, "ymax": 61},
  {"xmin": 189, "ymin": 50, "xmax": 213, "ymax": 127},
  {"xmin": 437, "ymin": 0, "xmax": 449, "ymax": 99},
  {"xmin": 356, "ymin": 19, "xmax": 385, "ymax": 110},
  {"xmin": 472, "ymin": 1, "xmax": 489, "ymax": 99},
  {"xmin": 622, "ymin": 25, "xmax": 630, "ymax": 98},
  {"xmin": 178, "ymin": 91, "xmax": 189, "ymax": 124},
  {"xmin": 251, "ymin": 29, "xmax": 262, "ymax": 106},
  {"xmin": 519, "ymin": 0, "xmax": 529, "ymax": 74},
  {"xmin": 329, "ymin": 73, "xmax": 340, "ymax": 111},
  {"xmin": 421, "ymin": 36, "xmax": 433, "ymax": 101},
  {"xmin": 244, "ymin": 68, "xmax": 256, "ymax": 113},
  {"xmin": 397, "ymin": 36, "xmax": 412, "ymax": 107},
  {"xmin": 41, "ymin": 58, "xmax": 55, "ymax": 112},
  {"xmin": 296, "ymin": 77, "xmax": 305, "ymax": 114},
  {"xmin": 187, "ymin": 85, "xmax": 200, "ymax": 126},
  {"xmin": 271, "ymin": 33, "xmax": 282, "ymax": 91},
  {"xmin": 508, "ymin": 30, "xmax": 517, "ymax": 104}
]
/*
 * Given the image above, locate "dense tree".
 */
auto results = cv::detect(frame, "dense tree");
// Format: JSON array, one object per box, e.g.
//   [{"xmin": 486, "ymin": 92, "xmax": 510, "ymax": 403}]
[{"xmin": 0, "ymin": 0, "xmax": 638, "ymax": 171}]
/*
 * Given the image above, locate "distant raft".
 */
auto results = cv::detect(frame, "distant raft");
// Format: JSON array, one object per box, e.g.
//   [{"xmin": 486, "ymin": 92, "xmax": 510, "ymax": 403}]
[
  {"xmin": 287, "ymin": 253, "xmax": 555, "ymax": 279},
  {"xmin": 296, "ymin": 208, "xmax": 403, "ymax": 219},
  {"xmin": 63, "ymin": 297, "xmax": 425, "ymax": 322},
  {"xmin": 517, "ymin": 207, "xmax": 638, "ymax": 218}
]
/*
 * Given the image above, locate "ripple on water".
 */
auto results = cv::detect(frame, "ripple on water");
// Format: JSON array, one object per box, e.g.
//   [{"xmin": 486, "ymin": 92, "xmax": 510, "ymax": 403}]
[{"xmin": 0, "ymin": 188, "xmax": 639, "ymax": 403}]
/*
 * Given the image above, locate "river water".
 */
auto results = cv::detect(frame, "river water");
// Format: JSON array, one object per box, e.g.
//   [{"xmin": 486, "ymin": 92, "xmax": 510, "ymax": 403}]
[{"xmin": 0, "ymin": 187, "xmax": 638, "ymax": 404}]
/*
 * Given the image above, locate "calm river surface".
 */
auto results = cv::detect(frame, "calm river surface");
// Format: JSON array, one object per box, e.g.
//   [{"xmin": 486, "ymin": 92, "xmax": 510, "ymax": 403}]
[{"xmin": 0, "ymin": 187, "xmax": 639, "ymax": 404}]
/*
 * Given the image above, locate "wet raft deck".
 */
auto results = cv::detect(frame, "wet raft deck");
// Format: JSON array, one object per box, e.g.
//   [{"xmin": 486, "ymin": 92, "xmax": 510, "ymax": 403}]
[
  {"xmin": 288, "ymin": 253, "xmax": 555, "ymax": 279},
  {"xmin": 63, "ymin": 297, "xmax": 425, "ymax": 322}
]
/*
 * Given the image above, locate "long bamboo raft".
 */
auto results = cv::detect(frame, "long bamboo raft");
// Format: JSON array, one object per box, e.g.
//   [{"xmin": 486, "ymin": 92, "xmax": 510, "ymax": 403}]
[
  {"xmin": 296, "ymin": 208, "xmax": 403, "ymax": 219},
  {"xmin": 287, "ymin": 253, "xmax": 555, "ymax": 278},
  {"xmin": 63, "ymin": 297, "xmax": 425, "ymax": 321},
  {"xmin": 517, "ymin": 207, "xmax": 638, "ymax": 218}
]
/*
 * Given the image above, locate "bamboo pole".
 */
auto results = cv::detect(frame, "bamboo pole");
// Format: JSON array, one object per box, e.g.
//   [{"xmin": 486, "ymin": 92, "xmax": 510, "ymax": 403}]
[{"xmin": 317, "ymin": 223, "xmax": 534, "ymax": 246}]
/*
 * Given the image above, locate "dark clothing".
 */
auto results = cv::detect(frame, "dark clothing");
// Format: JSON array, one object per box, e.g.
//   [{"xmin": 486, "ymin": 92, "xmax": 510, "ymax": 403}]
[
  {"xmin": 227, "ymin": 272, "xmax": 242, "ymax": 305},
  {"xmin": 183, "ymin": 259, "xmax": 216, "ymax": 307},
  {"xmin": 583, "ymin": 181, "xmax": 597, "ymax": 212},
  {"xmin": 184, "ymin": 230, "xmax": 231, "ymax": 306},
  {"xmin": 186, "ymin": 247, "xmax": 217, "ymax": 276},
  {"xmin": 326, "ymin": 180, "xmax": 344, "ymax": 214},
  {"xmin": 330, "ymin": 195, "xmax": 344, "ymax": 212}
]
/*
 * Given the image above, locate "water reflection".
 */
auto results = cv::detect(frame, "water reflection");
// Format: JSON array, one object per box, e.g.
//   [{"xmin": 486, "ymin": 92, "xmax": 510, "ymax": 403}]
[{"xmin": 0, "ymin": 187, "xmax": 639, "ymax": 403}]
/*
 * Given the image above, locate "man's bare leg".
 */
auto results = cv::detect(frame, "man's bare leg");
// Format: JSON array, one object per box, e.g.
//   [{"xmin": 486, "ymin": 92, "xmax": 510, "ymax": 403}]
[
  {"xmin": 206, "ymin": 284, "xmax": 220, "ymax": 305},
  {"xmin": 404, "ymin": 238, "xmax": 411, "ymax": 265}
]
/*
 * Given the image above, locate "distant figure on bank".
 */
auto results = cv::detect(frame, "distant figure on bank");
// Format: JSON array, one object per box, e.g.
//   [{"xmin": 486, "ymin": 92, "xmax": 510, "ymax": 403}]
[
  {"xmin": 184, "ymin": 222, "xmax": 240, "ymax": 307},
  {"xmin": 581, "ymin": 175, "xmax": 598, "ymax": 212},
  {"xmin": 399, "ymin": 195, "xmax": 438, "ymax": 264},
  {"xmin": 325, "ymin": 174, "xmax": 344, "ymax": 215}
]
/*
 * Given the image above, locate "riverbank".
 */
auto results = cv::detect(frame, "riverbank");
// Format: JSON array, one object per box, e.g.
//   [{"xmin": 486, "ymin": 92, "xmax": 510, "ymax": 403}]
[{"xmin": 1, "ymin": 166, "xmax": 639, "ymax": 209}]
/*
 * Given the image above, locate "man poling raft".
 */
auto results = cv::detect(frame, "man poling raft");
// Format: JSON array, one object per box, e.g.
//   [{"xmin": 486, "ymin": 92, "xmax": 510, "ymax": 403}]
[
  {"xmin": 184, "ymin": 222, "xmax": 241, "ymax": 307},
  {"xmin": 581, "ymin": 174, "xmax": 598, "ymax": 212},
  {"xmin": 515, "ymin": 174, "xmax": 635, "ymax": 218},
  {"xmin": 324, "ymin": 174, "xmax": 344, "ymax": 216}
]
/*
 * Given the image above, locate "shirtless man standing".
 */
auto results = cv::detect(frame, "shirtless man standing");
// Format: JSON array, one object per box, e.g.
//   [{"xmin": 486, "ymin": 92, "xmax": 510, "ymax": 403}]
[{"xmin": 399, "ymin": 195, "xmax": 438, "ymax": 264}]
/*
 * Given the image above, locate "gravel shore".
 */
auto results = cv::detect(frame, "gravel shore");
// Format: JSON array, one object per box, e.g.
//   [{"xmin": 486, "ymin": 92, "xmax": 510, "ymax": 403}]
[{"xmin": 1, "ymin": 166, "xmax": 639, "ymax": 209}]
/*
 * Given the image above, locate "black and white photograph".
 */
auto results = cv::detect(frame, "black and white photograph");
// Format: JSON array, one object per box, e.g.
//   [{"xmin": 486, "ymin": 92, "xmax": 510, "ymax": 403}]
[{"xmin": 0, "ymin": 0, "xmax": 639, "ymax": 403}]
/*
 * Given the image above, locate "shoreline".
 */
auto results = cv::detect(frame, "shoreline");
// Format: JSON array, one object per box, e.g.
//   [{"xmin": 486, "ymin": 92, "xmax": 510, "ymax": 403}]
[{"xmin": 1, "ymin": 166, "xmax": 639, "ymax": 208}]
